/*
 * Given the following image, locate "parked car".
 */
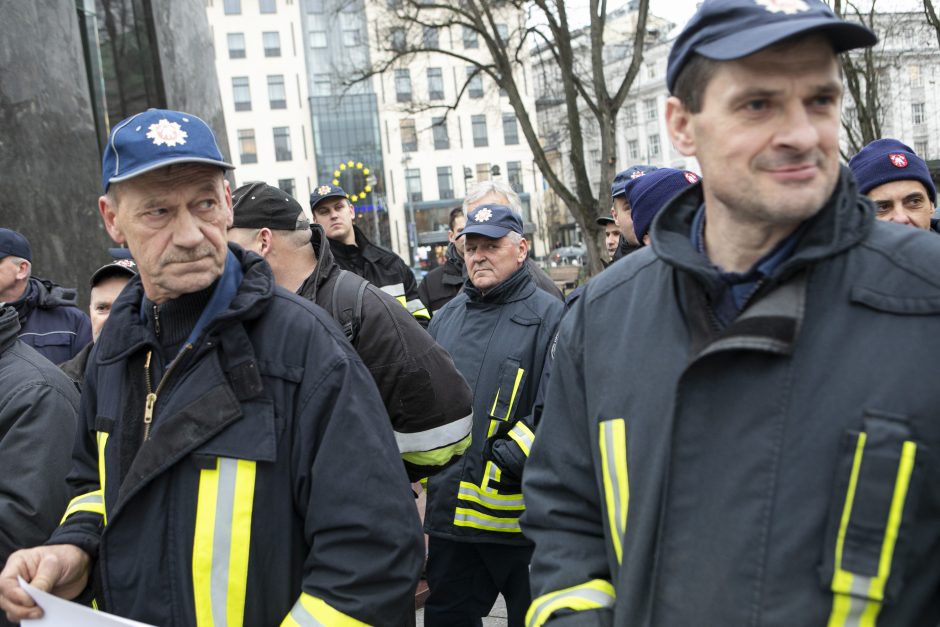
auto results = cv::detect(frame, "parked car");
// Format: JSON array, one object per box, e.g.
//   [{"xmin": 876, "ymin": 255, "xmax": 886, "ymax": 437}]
[{"xmin": 547, "ymin": 245, "xmax": 586, "ymax": 266}]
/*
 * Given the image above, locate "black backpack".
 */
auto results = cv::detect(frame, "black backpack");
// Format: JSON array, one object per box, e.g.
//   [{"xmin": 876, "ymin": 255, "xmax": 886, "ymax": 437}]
[{"xmin": 330, "ymin": 269, "xmax": 368, "ymax": 345}]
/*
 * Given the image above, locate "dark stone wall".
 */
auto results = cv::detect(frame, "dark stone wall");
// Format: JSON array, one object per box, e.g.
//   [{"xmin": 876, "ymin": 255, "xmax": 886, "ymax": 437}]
[{"xmin": 0, "ymin": 1, "xmax": 111, "ymax": 307}]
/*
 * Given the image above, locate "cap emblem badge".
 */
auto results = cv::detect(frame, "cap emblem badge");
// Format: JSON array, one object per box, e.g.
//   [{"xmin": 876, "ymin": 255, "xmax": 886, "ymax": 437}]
[
  {"xmin": 630, "ymin": 170, "xmax": 646, "ymax": 180},
  {"xmin": 474, "ymin": 208, "xmax": 493, "ymax": 222},
  {"xmin": 317, "ymin": 185, "xmax": 332, "ymax": 195},
  {"xmin": 115, "ymin": 259, "xmax": 136, "ymax": 269},
  {"xmin": 755, "ymin": 0, "xmax": 809, "ymax": 14},
  {"xmin": 684, "ymin": 172, "xmax": 700, "ymax": 184},
  {"xmin": 146, "ymin": 119, "xmax": 188, "ymax": 147},
  {"xmin": 889, "ymin": 153, "xmax": 908, "ymax": 168}
]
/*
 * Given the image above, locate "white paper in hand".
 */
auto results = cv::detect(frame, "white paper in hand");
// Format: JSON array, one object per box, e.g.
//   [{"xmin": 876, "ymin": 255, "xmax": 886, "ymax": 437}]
[{"xmin": 17, "ymin": 576, "xmax": 156, "ymax": 627}]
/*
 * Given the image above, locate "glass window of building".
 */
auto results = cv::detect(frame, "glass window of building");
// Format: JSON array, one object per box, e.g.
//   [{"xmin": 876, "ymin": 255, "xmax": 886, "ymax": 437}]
[
  {"xmin": 227, "ymin": 33, "xmax": 246, "ymax": 58},
  {"xmin": 502, "ymin": 113, "xmax": 519, "ymax": 145},
  {"xmin": 268, "ymin": 75, "xmax": 287, "ymax": 109},
  {"xmin": 432, "ymin": 117, "xmax": 449, "ymax": 150},
  {"xmin": 463, "ymin": 26, "xmax": 478, "ymax": 48},
  {"xmin": 274, "ymin": 127, "xmax": 292, "ymax": 161},
  {"xmin": 644, "ymin": 98, "xmax": 657, "ymax": 121},
  {"xmin": 624, "ymin": 103, "xmax": 637, "ymax": 126},
  {"xmin": 648, "ymin": 134, "xmax": 660, "ymax": 157},
  {"xmin": 496, "ymin": 23, "xmax": 509, "ymax": 45},
  {"xmin": 309, "ymin": 30, "xmax": 327, "ymax": 47},
  {"xmin": 507, "ymin": 161, "xmax": 523, "ymax": 193},
  {"xmin": 406, "ymin": 168, "xmax": 423, "ymax": 202},
  {"xmin": 260, "ymin": 0, "xmax": 276, "ymax": 14},
  {"xmin": 913, "ymin": 102, "xmax": 926, "ymax": 125},
  {"xmin": 387, "ymin": 0, "xmax": 402, "ymax": 7},
  {"xmin": 224, "ymin": 0, "xmax": 242, "ymax": 14},
  {"xmin": 475, "ymin": 163, "xmax": 490, "ymax": 181},
  {"xmin": 233, "ymin": 77, "xmax": 251, "ymax": 111},
  {"xmin": 391, "ymin": 27, "xmax": 406, "ymax": 51},
  {"xmin": 306, "ymin": 0, "xmax": 324, "ymax": 12},
  {"xmin": 628, "ymin": 139, "xmax": 640, "ymax": 161},
  {"xmin": 437, "ymin": 166, "xmax": 454, "ymax": 200},
  {"xmin": 400, "ymin": 118, "xmax": 418, "ymax": 152},
  {"xmin": 343, "ymin": 29, "xmax": 361, "ymax": 46},
  {"xmin": 916, "ymin": 140, "xmax": 929, "ymax": 157},
  {"xmin": 471, "ymin": 114, "xmax": 488, "ymax": 147},
  {"xmin": 467, "ymin": 67, "xmax": 483, "ymax": 99},
  {"xmin": 312, "ymin": 73, "xmax": 331, "ymax": 96},
  {"xmin": 427, "ymin": 68, "xmax": 444, "ymax": 100},
  {"xmin": 238, "ymin": 129, "xmax": 257, "ymax": 164},
  {"xmin": 423, "ymin": 26, "xmax": 439, "ymax": 48},
  {"xmin": 263, "ymin": 31, "xmax": 281, "ymax": 57},
  {"xmin": 395, "ymin": 69, "xmax": 412, "ymax": 103},
  {"xmin": 278, "ymin": 178, "xmax": 296, "ymax": 197}
]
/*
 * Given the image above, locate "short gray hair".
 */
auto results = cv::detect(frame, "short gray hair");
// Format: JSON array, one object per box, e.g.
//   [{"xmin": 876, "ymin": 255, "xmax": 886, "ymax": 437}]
[{"xmin": 464, "ymin": 179, "xmax": 523, "ymax": 215}]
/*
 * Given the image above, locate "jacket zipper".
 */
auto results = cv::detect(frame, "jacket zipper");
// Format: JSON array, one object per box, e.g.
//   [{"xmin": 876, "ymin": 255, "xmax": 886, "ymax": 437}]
[{"xmin": 142, "ymin": 344, "xmax": 193, "ymax": 441}]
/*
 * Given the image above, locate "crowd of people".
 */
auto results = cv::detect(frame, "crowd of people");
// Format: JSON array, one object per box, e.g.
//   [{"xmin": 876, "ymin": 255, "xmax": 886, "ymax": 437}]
[{"xmin": 0, "ymin": 0, "xmax": 939, "ymax": 625}]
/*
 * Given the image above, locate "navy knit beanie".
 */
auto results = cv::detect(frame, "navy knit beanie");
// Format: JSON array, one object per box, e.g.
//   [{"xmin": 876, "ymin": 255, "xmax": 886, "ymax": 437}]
[
  {"xmin": 848, "ymin": 138, "xmax": 936, "ymax": 204},
  {"xmin": 629, "ymin": 168, "xmax": 700, "ymax": 244}
]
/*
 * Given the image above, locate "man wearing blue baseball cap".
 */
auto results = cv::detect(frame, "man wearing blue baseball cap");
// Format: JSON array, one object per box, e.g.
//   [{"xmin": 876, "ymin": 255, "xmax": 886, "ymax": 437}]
[
  {"xmin": 423, "ymin": 204, "xmax": 563, "ymax": 627},
  {"xmin": 524, "ymin": 1, "xmax": 940, "ymax": 625},
  {"xmin": 0, "ymin": 110, "xmax": 423, "ymax": 627},
  {"xmin": 849, "ymin": 138, "xmax": 938, "ymax": 231},
  {"xmin": 609, "ymin": 164, "xmax": 656, "ymax": 261}
]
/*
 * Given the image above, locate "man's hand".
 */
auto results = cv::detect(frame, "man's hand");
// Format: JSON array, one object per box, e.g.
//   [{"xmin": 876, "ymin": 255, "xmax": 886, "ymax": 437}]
[{"xmin": 0, "ymin": 544, "xmax": 91, "ymax": 622}]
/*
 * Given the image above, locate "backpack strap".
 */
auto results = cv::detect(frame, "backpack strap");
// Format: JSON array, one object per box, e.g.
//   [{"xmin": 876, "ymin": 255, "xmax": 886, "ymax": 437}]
[{"xmin": 331, "ymin": 270, "xmax": 368, "ymax": 345}]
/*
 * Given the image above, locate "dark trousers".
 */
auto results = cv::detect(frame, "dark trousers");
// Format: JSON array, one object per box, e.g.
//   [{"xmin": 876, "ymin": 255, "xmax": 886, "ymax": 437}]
[{"xmin": 424, "ymin": 536, "xmax": 533, "ymax": 627}]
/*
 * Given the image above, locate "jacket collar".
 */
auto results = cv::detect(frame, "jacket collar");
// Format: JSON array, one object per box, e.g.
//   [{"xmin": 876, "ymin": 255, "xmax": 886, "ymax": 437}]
[
  {"xmin": 298, "ymin": 224, "xmax": 339, "ymax": 300},
  {"xmin": 95, "ymin": 244, "xmax": 274, "ymax": 365},
  {"xmin": 329, "ymin": 224, "xmax": 383, "ymax": 262},
  {"xmin": 443, "ymin": 243, "xmax": 466, "ymax": 285},
  {"xmin": 0, "ymin": 306, "xmax": 20, "ymax": 353},
  {"xmin": 463, "ymin": 263, "xmax": 535, "ymax": 304}
]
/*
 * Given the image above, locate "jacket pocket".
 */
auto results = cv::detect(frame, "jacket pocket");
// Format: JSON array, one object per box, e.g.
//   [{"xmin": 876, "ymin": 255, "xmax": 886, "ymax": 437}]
[
  {"xmin": 489, "ymin": 357, "xmax": 526, "ymax": 422},
  {"xmin": 850, "ymin": 285, "xmax": 940, "ymax": 315},
  {"xmin": 820, "ymin": 412, "xmax": 925, "ymax": 623},
  {"xmin": 193, "ymin": 398, "xmax": 277, "ymax": 463}
]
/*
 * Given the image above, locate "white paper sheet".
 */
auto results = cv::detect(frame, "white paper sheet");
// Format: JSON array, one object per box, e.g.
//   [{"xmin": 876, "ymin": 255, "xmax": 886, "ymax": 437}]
[{"xmin": 18, "ymin": 576, "xmax": 156, "ymax": 626}]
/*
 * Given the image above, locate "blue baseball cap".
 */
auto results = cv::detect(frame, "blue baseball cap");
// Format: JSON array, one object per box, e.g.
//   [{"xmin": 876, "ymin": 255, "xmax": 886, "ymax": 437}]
[
  {"xmin": 848, "ymin": 139, "xmax": 937, "ymax": 204},
  {"xmin": 629, "ymin": 169, "xmax": 701, "ymax": 244},
  {"xmin": 612, "ymin": 165, "xmax": 657, "ymax": 199},
  {"xmin": 101, "ymin": 109, "xmax": 233, "ymax": 192},
  {"xmin": 667, "ymin": 0, "xmax": 877, "ymax": 93},
  {"xmin": 459, "ymin": 204, "xmax": 524, "ymax": 239},
  {"xmin": 0, "ymin": 229, "xmax": 31, "ymax": 262},
  {"xmin": 310, "ymin": 184, "xmax": 349, "ymax": 210}
]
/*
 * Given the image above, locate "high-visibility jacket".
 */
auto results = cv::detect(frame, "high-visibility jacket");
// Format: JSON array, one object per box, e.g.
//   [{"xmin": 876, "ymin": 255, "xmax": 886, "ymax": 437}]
[
  {"xmin": 328, "ymin": 225, "xmax": 431, "ymax": 325},
  {"xmin": 522, "ymin": 169, "xmax": 940, "ymax": 626},
  {"xmin": 426, "ymin": 266, "xmax": 563, "ymax": 544},
  {"xmin": 50, "ymin": 246, "xmax": 424, "ymax": 627},
  {"xmin": 299, "ymin": 225, "xmax": 473, "ymax": 481}
]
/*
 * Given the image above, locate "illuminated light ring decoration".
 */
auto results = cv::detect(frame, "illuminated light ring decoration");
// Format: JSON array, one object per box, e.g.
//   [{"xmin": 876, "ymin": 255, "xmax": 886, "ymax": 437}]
[{"xmin": 331, "ymin": 160, "xmax": 372, "ymax": 202}]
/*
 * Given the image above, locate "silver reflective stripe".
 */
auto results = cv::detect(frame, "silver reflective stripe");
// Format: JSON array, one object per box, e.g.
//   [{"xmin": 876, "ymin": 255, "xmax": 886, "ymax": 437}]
[
  {"xmin": 405, "ymin": 298, "xmax": 426, "ymax": 313},
  {"xmin": 527, "ymin": 585, "xmax": 615, "ymax": 627},
  {"xmin": 69, "ymin": 493, "xmax": 103, "ymax": 508},
  {"xmin": 289, "ymin": 601, "xmax": 323, "ymax": 627},
  {"xmin": 601, "ymin": 421, "xmax": 626, "ymax": 542},
  {"xmin": 454, "ymin": 509, "xmax": 521, "ymax": 531},
  {"xmin": 395, "ymin": 413, "xmax": 472, "ymax": 453},
  {"xmin": 380, "ymin": 283, "xmax": 405, "ymax": 297},
  {"xmin": 458, "ymin": 485, "xmax": 525, "ymax": 509},
  {"xmin": 509, "ymin": 422, "xmax": 534, "ymax": 455},
  {"xmin": 842, "ymin": 577, "xmax": 873, "ymax": 626},
  {"xmin": 210, "ymin": 458, "xmax": 238, "ymax": 625}
]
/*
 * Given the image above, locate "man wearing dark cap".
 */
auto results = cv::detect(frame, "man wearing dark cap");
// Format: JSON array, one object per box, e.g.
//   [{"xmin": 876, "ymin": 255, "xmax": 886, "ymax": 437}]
[
  {"xmin": 0, "ymin": 109, "xmax": 423, "ymax": 627},
  {"xmin": 523, "ymin": 1, "xmax": 940, "ymax": 625},
  {"xmin": 423, "ymin": 204, "xmax": 563, "ymax": 627},
  {"xmin": 627, "ymin": 168, "xmax": 700, "ymax": 246},
  {"xmin": 227, "ymin": 181, "xmax": 472, "ymax": 482},
  {"xmin": 609, "ymin": 165, "xmax": 655, "ymax": 260},
  {"xmin": 310, "ymin": 184, "xmax": 430, "ymax": 325},
  {"xmin": 0, "ymin": 228, "xmax": 91, "ymax": 364},
  {"xmin": 849, "ymin": 138, "xmax": 938, "ymax": 231},
  {"xmin": 60, "ymin": 258, "xmax": 138, "ymax": 389}
]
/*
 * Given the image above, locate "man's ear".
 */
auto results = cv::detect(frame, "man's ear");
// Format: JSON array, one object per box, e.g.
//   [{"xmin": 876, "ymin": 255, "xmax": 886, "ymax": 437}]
[
  {"xmin": 14, "ymin": 260, "xmax": 30, "ymax": 281},
  {"xmin": 666, "ymin": 96, "xmax": 697, "ymax": 157},
  {"xmin": 223, "ymin": 179, "xmax": 234, "ymax": 228},
  {"xmin": 518, "ymin": 238, "xmax": 529, "ymax": 263},
  {"xmin": 99, "ymin": 195, "xmax": 126, "ymax": 245},
  {"xmin": 258, "ymin": 228, "xmax": 274, "ymax": 256}
]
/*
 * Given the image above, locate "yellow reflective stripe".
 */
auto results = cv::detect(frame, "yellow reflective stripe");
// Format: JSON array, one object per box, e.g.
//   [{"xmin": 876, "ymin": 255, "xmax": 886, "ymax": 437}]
[
  {"xmin": 503, "ymin": 368, "xmax": 525, "ymax": 420},
  {"xmin": 396, "ymin": 295, "xmax": 407, "ymax": 307},
  {"xmin": 490, "ymin": 390, "xmax": 501, "ymax": 416},
  {"xmin": 458, "ymin": 481, "xmax": 525, "ymax": 510},
  {"xmin": 481, "ymin": 460, "xmax": 502, "ymax": 492},
  {"xmin": 453, "ymin": 507, "xmax": 522, "ymax": 533},
  {"xmin": 526, "ymin": 579, "xmax": 616, "ymax": 627},
  {"xmin": 280, "ymin": 593, "xmax": 369, "ymax": 626},
  {"xmin": 60, "ymin": 490, "xmax": 105, "ymax": 524},
  {"xmin": 97, "ymin": 431, "xmax": 109, "ymax": 525},
  {"xmin": 599, "ymin": 419, "xmax": 629, "ymax": 565},
  {"xmin": 508, "ymin": 421, "xmax": 535, "ymax": 457},
  {"xmin": 91, "ymin": 598, "xmax": 98, "ymax": 610},
  {"xmin": 412, "ymin": 307, "xmax": 431, "ymax": 320},
  {"xmin": 401, "ymin": 431, "xmax": 472, "ymax": 467},
  {"xmin": 193, "ymin": 458, "xmax": 257, "ymax": 627},
  {"xmin": 826, "ymin": 436, "xmax": 918, "ymax": 627}
]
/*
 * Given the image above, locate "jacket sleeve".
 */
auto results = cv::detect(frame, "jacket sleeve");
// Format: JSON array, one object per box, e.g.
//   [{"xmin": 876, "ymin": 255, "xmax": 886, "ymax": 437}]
[
  {"xmin": 71, "ymin": 311, "xmax": 93, "ymax": 360},
  {"xmin": 287, "ymin": 349, "xmax": 424, "ymax": 627},
  {"xmin": 521, "ymin": 302, "xmax": 616, "ymax": 627},
  {"xmin": 357, "ymin": 288, "xmax": 472, "ymax": 482},
  {"xmin": 0, "ymin": 376, "xmax": 80, "ymax": 562}
]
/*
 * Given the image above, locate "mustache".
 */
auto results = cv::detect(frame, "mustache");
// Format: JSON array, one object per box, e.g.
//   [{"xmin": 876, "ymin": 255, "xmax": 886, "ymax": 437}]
[
  {"xmin": 161, "ymin": 245, "xmax": 218, "ymax": 265},
  {"xmin": 753, "ymin": 151, "xmax": 822, "ymax": 170}
]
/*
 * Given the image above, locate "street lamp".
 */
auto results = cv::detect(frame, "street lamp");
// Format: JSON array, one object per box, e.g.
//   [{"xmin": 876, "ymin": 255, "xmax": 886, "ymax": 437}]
[{"xmin": 402, "ymin": 155, "xmax": 416, "ymax": 266}]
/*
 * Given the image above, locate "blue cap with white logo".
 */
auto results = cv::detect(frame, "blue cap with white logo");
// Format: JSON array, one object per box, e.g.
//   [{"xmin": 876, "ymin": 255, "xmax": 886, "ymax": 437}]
[
  {"xmin": 667, "ymin": 0, "xmax": 877, "ymax": 93},
  {"xmin": 101, "ymin": 109, "xmax": 233, "ymax": 192},
  {"xmin": 612, "ymin": 165, "xmax": 657, "ymax": 199},
  {"xmin": 458, "ymin": 204, "xmax": 524, "ymax": 240}
]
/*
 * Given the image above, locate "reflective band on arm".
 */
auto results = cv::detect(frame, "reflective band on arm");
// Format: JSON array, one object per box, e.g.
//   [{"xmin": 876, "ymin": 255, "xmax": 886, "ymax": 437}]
[
  {"xmin": 97, "ymin": 431, "xmax": 109, "ymax": 525},
  {"xmin": 453, "ymin": 507, "xmax": 521, "ymax": 533},
  {"xmin": 60, "ymin": 490, "xmax": 105, "ymax": 524},
  {"xmin": 405, "ymin": 298, "xmax": 430, "ymax": 319},
  {"xmin": 193, "ymin": 457, "xmax": 257, "ymax": 627},
  {"xmin": 458, "ymin": 481, "xmax": 525, "ymax": 510},
  {"xmin": 507, "ymin": 421, "xmax": 535, "ymax": 457},
  {"xmin": 280, "ymin": 593, "xmax": 370, "ymax": 626},
  {"xmin": 402, "ymin": 431, "xmax": 472, "ymax": 468},
  {"xmin": 380, "ymin": 283, "xmax": 406, "ymax": 298},
  {"xmin": 599, "ymin": 419, "xmax": 629, "ymax": 565},
  {"xmin": 826, "ymin": 436, "xmax": 917, "ymax": 627},
  {"xmin": 526, "ymin": 579, "xmax": 616, "ymax": 627},
  {"xmin": 394, "ymin": 413, "xmax": 472, "ymax": 453}
]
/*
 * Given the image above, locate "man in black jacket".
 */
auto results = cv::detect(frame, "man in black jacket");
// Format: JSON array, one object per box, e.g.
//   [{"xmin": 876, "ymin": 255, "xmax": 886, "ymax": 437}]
[
  {"xmin": 228, "ymin": 182, "xmax": 472, "ymax": 481},
  {"xmin": 418, "ymin": 207, "xmax": 467, "ymax": 314},
  {"xmin": 311, "ymin": 184, "xmax": 430, "ymax": 325}
]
